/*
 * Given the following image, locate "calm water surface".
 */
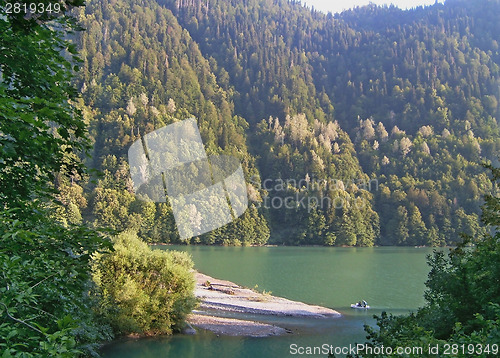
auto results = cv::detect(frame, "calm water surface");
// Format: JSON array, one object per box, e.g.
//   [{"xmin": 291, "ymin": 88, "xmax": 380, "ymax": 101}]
[{"xmin": 102, "ymin": 246, "xmax": 441, "ymax": 358}]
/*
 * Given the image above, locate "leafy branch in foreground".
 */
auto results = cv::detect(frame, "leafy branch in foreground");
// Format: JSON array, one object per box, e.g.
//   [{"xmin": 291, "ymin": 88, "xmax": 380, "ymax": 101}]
[
  {"xmin": 0, "ymin": 0, "xmax": 89, "ymax": 208},
  {"xmin": 0, "ymin": 209, "xmax": 113, "ymax": 356},
  {"xmin": 1, "ymin": 1, "xmax": 114, "ymax": 356}
]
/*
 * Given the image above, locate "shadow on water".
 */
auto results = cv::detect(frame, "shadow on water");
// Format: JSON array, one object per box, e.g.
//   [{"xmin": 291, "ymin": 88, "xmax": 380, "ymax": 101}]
[{"xmin": 100, "ymin": 307, "xmax": 422, "ymax": 358}]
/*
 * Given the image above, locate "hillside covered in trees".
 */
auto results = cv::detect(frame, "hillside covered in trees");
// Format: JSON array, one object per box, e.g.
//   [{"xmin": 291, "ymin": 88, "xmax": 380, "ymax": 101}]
[{"xmin": 65, "ymin": 0, "xmax": 500, "ymax": 247}]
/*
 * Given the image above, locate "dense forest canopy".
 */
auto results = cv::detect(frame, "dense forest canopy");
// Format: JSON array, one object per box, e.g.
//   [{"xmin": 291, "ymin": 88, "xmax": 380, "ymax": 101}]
[{"xmin": 66, "ymin": 0, "xmax": 500, "ymax": 247}]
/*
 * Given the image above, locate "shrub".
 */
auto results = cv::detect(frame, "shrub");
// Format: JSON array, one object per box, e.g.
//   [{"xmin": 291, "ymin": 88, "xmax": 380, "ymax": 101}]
[{"xmin": 92, "ymin": 232, "xmax": 197, "ymax": 335}]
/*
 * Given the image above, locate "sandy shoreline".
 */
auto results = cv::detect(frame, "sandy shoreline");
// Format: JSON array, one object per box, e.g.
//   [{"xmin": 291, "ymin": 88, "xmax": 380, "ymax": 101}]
[{"xmin": 186, "ymin": 272, "xmax": 340, "ymax": 337}]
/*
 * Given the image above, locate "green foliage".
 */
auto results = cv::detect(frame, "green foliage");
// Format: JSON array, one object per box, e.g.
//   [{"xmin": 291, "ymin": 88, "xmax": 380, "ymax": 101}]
[
  {"xmin": 0, "ymin": 2, "xmax": 114, "ymax": 356},
  {"xmin": 256, "ymin": 115, "xmax": 380, "ymax": 246},
  {"xmin": 71, "ymin": 0, "xmax": 499, "ymax": 247},
  {"xmin": 0, "ymin": 209, "xmax": 113, "ymax": 357},
  {"xmin": 25, "ymin": 0, "xmax": 493, "ymax": 248},
  {"xmin": 360, "ymin": 165, "xmax": 500, "ymax": 357},
  {"xmin": 92, "ymin": 232, "xmax": 197, "ymax": 335},
  {"xmin": 0, "ymin": 0, "xmax": 90, "ymax": 207},
  {"xmin": 160, "ymin": 0, "xmax": 499, "ymax": 246},
  {"xmin": 75, "ymin": 0, "xmax": 269, "ymax": 245}
]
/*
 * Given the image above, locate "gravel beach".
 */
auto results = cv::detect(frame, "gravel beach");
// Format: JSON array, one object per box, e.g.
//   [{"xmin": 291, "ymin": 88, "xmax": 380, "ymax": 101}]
[{"xmin": 186, "ymin": 272, "xmax": 340, "ymax": 336}]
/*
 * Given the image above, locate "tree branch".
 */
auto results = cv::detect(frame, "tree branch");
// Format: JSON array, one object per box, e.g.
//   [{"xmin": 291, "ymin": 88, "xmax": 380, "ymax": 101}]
[{"xmin": 1, "ymin": 303, "xmax": 43, "ymax": 334}]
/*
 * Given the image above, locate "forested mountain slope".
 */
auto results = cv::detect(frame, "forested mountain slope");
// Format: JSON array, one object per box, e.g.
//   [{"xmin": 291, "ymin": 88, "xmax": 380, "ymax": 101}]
[{"xmin": 67, "ymin": 0, "xmax": 500, "ymax": 246}]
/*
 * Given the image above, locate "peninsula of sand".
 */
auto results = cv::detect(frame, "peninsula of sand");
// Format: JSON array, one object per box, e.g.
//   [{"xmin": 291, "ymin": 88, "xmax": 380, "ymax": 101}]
[{"xmin": 186, "ymin": 272, "xmax": 341, "ymax": 337}]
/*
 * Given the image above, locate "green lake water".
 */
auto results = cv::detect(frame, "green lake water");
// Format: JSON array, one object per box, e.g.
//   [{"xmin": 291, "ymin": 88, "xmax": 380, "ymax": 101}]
[{"xmin": 101, "ymin": 246, "xmax": 442, "ymax": 358}]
